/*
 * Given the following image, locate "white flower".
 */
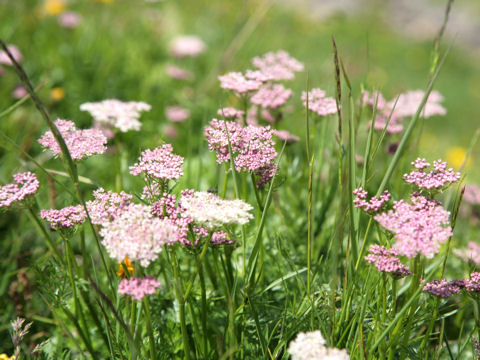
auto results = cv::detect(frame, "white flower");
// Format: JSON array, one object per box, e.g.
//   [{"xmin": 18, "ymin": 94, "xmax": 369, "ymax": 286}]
[{"xmin": 288, "ymin": 330, "xmax": 349, "ymax": 360}]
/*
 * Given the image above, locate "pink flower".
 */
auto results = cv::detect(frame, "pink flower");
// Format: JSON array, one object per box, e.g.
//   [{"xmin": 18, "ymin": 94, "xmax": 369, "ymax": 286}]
[
  {"xmin": 165, "ymin": 65, "xmax": 193, "ymax": 80},
  {"xmin": 41, "ymin": 205, "xmax": 86, "ymax": 229},
  {"xmin": 250, "ymin": 84, "xmax": 292, "ymax": 109},
  {"xmin": 218, "ymin": 72, "xmax": 262, "ymax": 95},
  {"xmin": 422, "ymin": 279, "xmax": 464, "ymax": 298},
  {"xmin": 272, "ymin": 129, "xmax": 299, "ymax": 144},
  {"xmin": 12, "ymin": 85, "xmax": 27, "ymax": 99},
  {"xmin": 0, "ymin": 172, "xmax": 39, "ymax": 208},
  {"xmin": 353, "ymin": 187, "xmax": 391, "ymax": 214},
  {"xmin": 86, "ymin": 188, "xmax": 133, "ymax": 225},
  {"xmin": 129, "ymin": 144, "xmax": 184, "ymax": 181},
  {"xmin": 464, "ymin": 272, "xmax": 480, "ymax": 292},
  {"xmin": 165, "ymin": 106, "xmax": 190, "ymax": 123},
  {"xmin": 58, "ymin": 11, "xmax": 82, "ymax": 28},
  {"xmin": 80, "ymin": 99, "xmax": 151, "ymax": 133},
  {"xmin": 375, "ymin": 193, "xmax": 452, "ymax": 258},
  {"xmin": 100, "ymin": 204, "xmax": 178, "ymax": 266},
  {"xmin": 0, "ymin": 45, "xmax": 22, "ymax": 66},
  {"xmin": 362, "ymin": 91, "xmax": 387, "ymax": 109},
  {"xmin": 403, "ymin": 158, "xmax": 460, "ymax": 190},
  {"xmin": 204, "ymin": 119, "xmax": 277, "ymax": 187},
  {"xmin": 365, "ymin": 245, "xmax": 411, "ymax": 277},
  {"xmin": 301, "ymin": 89, "xmax": 337, "ymax": 117},
  {"xmin": 252, "ymin": 50, "xmax": 304, "ymax": 81},
  {"xmin": 464, "ymin": 185, "xmax": 480, "ymax": 205},
  {"xmin": 169, "ymin": 35, "xmax": 206, "ymax": 58},
  {"xmin": 454, "ymin": 242, "xmax": 480, "ymax": 265},
  {"xmin": 38, "ymin": 119, "xmax": 107, "ymax": 160},
  {"xmin": 217, "ymin": 107, "xmax": 244, "ymax": 122},
  {"xmin": 386, "ymin": 90, "xmax": 446, "ymax": 119},
  {"xmin": 118, "ymin": 276, "xmax": 161, "ymax": 301}
]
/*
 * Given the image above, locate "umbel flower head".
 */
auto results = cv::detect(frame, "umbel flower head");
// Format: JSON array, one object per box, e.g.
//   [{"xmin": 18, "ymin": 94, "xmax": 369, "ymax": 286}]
[
  {"xmin": 365, "ymin": 245, "xmax": 411, "ymax": 278},
  {"xmin": 422, "ymin": 279, "xmax": 464, "ymax": 298},
  {"xmin": 130, "ymin": 144, "xmax": 184, "ymax": 181},
  {"xmin": 100, "ymin": 204, "xmax": 178, "ymax": 267},
  {"xmin": 180, "ymin": 191, "xmax": 253, "ymax": 229},
  {"xmin": 353, "ymin": 187, "xmax": 391, "ymax": 214},
  {"xmin": 169, "ymin": 35, "xmax": 206, "ymax": 58},
  {"xmin": 86, "ymin": 188, "xmax": 133, "ymax": 225},
  {"xmin": 38, "ymin": 119, "xmax": 107, "ymax": 160},
  {"xmin": 0, "ymin": 172, "xmax": 39, "ymax": 209},
  {"xmin": 252, "ymin": 50, "xmax": 304, "ymax": 81},
  {"xmin": 403, "ymin": 158, "xmax": 460, "ymax": 191},
  {"xmin": 218, "ymin": 72, "xmax": 262, "ymax": 96},
  {"xmin": 375, "ymin": 193, "xmax": 452, "ymax": 258},
  {"xmin": 288, "ymin": 330, "xmax": 350, "ymax": 360},
  {"xmin": 118, "ymin": 276, "xmax": 161, "ymax": 301},
  {"xmin": 250, "ymin": 83, "xmax": 292, "ymax": 109},
  {"xmin": 41, "ymin": 205, "xmax": 87, "ymax": 229},
  {"xmin": 80, "ymin": 99, "xmax": 151, "ymax": 133},
  {"xmin": 301, "ymin": 88, "xmax": 337, "ymax": 117},
  {"xmin": 204, "ymin": 119, "xmax": 278, "ymax": 187}
]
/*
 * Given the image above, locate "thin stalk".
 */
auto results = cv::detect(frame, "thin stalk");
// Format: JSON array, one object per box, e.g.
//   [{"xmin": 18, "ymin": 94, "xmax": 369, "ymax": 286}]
[
  {"xmin": 307, "ymin": 156, "xmax": 314, "ymax": 296},
  {"xmin": 196, "ymin": 255, "xmax": 208, "ymax": 357},
  {"xmin": 142, "ymin": 298, "xmax": 156, "ymax": 360}
]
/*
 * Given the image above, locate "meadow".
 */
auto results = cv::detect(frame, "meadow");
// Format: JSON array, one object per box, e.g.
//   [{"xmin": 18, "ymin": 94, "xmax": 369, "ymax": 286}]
[{"xmin": 1, "ymin": 0, "xmax": 480, "ymax": 359}]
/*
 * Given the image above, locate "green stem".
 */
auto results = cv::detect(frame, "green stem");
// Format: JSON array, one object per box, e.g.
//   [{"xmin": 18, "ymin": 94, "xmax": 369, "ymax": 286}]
[
  {"xmin": 142, "ymin": 297, "xmax": 156, "ymax": 359},
  {"xmin": 196, "ymin": 255, "xmax": 208, "ymax": 357}
]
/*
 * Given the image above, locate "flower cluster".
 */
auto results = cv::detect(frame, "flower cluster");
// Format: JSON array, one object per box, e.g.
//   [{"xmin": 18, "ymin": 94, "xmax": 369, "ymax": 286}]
[
  {"xmin": 41, "ymin": 205, "xmax": 87, "ymax": 229},
  {"xmin": 218, "ymin": 72, "xmax": 262, "ymax": 95},
  {"xmin": 80, "ymin": 99, "xmax": 151, "ymax": 133},
  {"xmin": 100, "ymin": 204, "xmax": 178, "ymax": 267},
  {"xmin": 464, "ymin": 272, "xmax": 480, "ymax": 293},
  {"xmin": 365, "ymin": 245, "xmax": 411, "ymax": 277},
  {"xmin": 250, "ymin": 83, "xmax": 292, "ymax": 109},
  {"xmin": 252, "ymin": 50, "xmax": 304, "ymax": 81},
  {"xmin": 375, "ymin": 193, "xmax": 452, "ymax": 258},
  {"xmin": 86, "ymin": 188, "xmax": 133, "ymax": 225},
  {"xmin": 301, "ymin": 88, "xmax": 337, "ymax": 117},
  {"xmin": 38, "ymin": 119, "xmax": 107, "ymax": 160},
  {"xmin": 463, "ymin": 184, "xmax": 480, "ymax": 205},
  {"xmin": 129, "ymin": 144, "xmax": 184, "ymax": 181},
  {"xmin": 272, "ymin": 129, "xmax": 299, "ymax": 144},
  {"xmin": 0, "ymin": 45, "xmax": 22, "ymax": 66},
  {"xmin": 169, "ymin": 35, "xmax": 206, "ymax": 58},
  {"xmin": 118, "ymin": 276, "xmax": 161, "ymax": 301},
  {"xmin": 180, "ymin": 191, "xmax": 253, "ymax": 229},
  {"xmin": 165, "ymin": 64, "xmax": 193, "ymax": 80},
  {"xmin": 403, "ymin": 158, "xmax": 460, "ymax": 190},
  {"xmin": 353, "ymin": 187, "xmax": 391, "ymax": 213},
  {"xmin": 422, "ymin": 279, "xmax": 464, "ymax": 298},
  {"xmin": 217, "ymin": 107, "xmax": 244, "ymax": 122},
  {"xmin": 165, "ymin": 106, "xmax": 190, "ymax": 123},
  {"xmin": 0, "ymin": 172, "xmax": 39, "ymax": 209},
  {"xmin": 288, "ymin": 330, "xmax": 350, "ymax": 360}
]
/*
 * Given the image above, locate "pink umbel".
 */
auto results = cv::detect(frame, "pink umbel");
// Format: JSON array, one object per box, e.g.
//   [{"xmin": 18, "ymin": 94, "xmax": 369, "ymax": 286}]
[
  {"xmin": 217, "ymin": 107, "xmax": 244, "ymax": 121},
  {"xmin": 252, "ymin": 50, "xmax": 304, "ymax": 81},
  {"xmin": 365, "ymin": 245, "xmax": 411, "ymax": 277},
  {"xmin": 0, "ymin": 172, "xmax": 39, "ymax": 208},
  {"xmin": 250, "ymin": 84, "xmax": 292, "ymax": 109},
  {"xmin": 165, "ymin": 65, "xmax": 193, "ymax": 80},
  {"xmin": 0, "ymin": 45, "xmax": 22, "ymax": 66},
  {"xmin": 272, "ymin": 129, "xmax": 299, "ymax": 144},
  {"xmin": 100, "ymin": 204, "xmax": 178, "ymax": 267},
  {"xmin": 403, "ymin": 158, "xmax": 460, "ymax": 190},
  {"xmin": 80, "ymin": 99, "xmax": 151, "ymax": 133},
  {"xmin": 118, "ymin": 276, "xmax": 161, "ymax": 301},
  {"xmin": 301, "ymin": 89, "xmax": 337, "ymax": 117},
  {"xmin": 41, "ymin": 205, "xmax": 87, "ymax": 229},
  {"xmin": 463, "ymin": 185, "xmax": 480, "ymax": 205},
  {"xmin": 165, "ymin": 106, "xmax": 190, "ymax": 123},
  {"xmin": 169, "ymin": 35, "xmax": 206, "ymax": 58},
  {"xmin": 464, "ymin": 272, "xmax": 480, "ymax": 292},
  {"xmin": 38, "ymin": 119, "xmax": 107, "ymax": 160},
  {"xmin": 353, "ymin": 187, "xmax": 391, "ymax": 214},
  {"xmin": 204, "ymin": 119, "xmax": 278, "ymax": 187},
  {"xmin": 129, "ymin": 144, "xmax": 184, "ymax": 181},
  {"xmin": 218, "ymin": 72, "xmax": 262, "ymax": 95},
  {"xmin": 86, "ymin": 188, "xmax": 133, "ymax": 225},
  {"xmin": 422, "ymin": 279, "xmax": 464, "ymax": 298},
  {"xmin": 374, "ymin": 193, "xmax": 452, "ymax": 258}
]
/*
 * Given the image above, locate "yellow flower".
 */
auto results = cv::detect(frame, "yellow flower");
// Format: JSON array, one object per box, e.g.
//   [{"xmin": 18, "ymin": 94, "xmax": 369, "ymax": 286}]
[
  {"xmin": 117, "ymin": 257, "xmax": 134, "ymax": 278},
  {"xmin": 0, "ymin": 354, "xmax": 15, "ymax": 360},
  {"xmin": 43, "ymin": 0, "xmax": 66, "ymax": 15},
  {"xmin": 50, "ymin": 87, "xmax": 65, "ymax": 102},
  {"xmin": 446, "ymin": 146, "xmax": 471, "ymax": 169}
]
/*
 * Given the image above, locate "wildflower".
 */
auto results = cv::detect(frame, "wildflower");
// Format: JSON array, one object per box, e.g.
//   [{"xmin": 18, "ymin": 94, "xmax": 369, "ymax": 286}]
[
  {"xmin": 402, "ymin": 158, "xmax": 460, "ymax": 191},
  {"xmin": 218, "ymin": 72, "xmax": 262, "ymax": 95},
  {"xmin": 287, "ymin": 330, "xmax": 350, "ymax": 360},
  {"xmin": 204, "ymin": 119, "xmax": 278, "ymax": 186},
  {"xmin": 386, "ymin": 90, "xmax": 446, "ymax": 119},
  {"xmin": 0, "ymin": 45, "xmax": 22, "ymax": 66},
  {"xmin": 58, "ymin": 11, "xmax": 82, "ymax": 28},
  {"xmin": 180, "ymin": 191, "xmax": 253, "ymax": 229},
  {"xmin": 117, "ymin": 257, "xmax": 135, "ymax": 278},
  {"xmin": 0, "ymin": 354, "xmax": 14, "ymax": 360},
  {"xmin": 473, "ymin": 338, "xmax": 480, "ymax": 360},
  {"xmin": 165, "ymin": 106, "xmax": 190, "ymax": 123},
  {"xmin": 371, "ymin": 113, "xmax": 405, "ymax": 134},
  {"xmin": 365, "ymin": 245, "xmax": 411, "ymax": 277},
  {"xmin": 374, "ymin": 193, "xmax": 452, "ymax": 258},
  {"xmin": 41, "ymin": 205, "xmax": 87, "ymax": 229},
  {"xmin": 250, "ymin": 83, "xmax": 292, "ymax": 109},
  {"xmin": 422, "ymin": 279, "xmax": 464, "ymax": 298},
  {"xmin": 100, "ymin": 204, "xmax": 178, "ymax": 266},
  {"xmin": 38, "ymin": 119, "xmax": 107, "ymax": 160},
  {"xmin": 50, "ymin": 87, "xmax": 65, "ymax": 102},
  {"xmin": 245, "ymin": 69, "xmax": 275, "ymax": 82},
  {"xmin": 169, "ymin": 35, "xmax": 206, "ymax": 58},
  {"xmin": 43, "ymin": 0, "xmax": 66, "ymax": 15},
  {"xmin": 163, "ymin": 124, "xmax": 178, "ymax": 139},
  {"xmin": 12, "ymin": 85, "xmax": 27, "ymax": 99},
  {"xmin": 80, "ymin": 99, "xmax": 151, "ymax": 133},
  {"xmin": 86, "ymin": 188, "xmax": 133, "ymax": 225},
  {"xmin": 362, "ymin": 90, "xmax": 387, "ymax": 109},
  {"xmin": 464, "ymin": 184, "xmax": 480, "ymax": 205},
  {"xmin": 301, "ymin": 89, "xmax": 337, "ymax": 117},
  {"xmin": 165, "ymin": 64, "xmax": 193, "ymax": 80},
  {"xmin": 129, "ymin": 144, "xmax": 184, "ymax": 184},
  {"xmin": 261, "ymin": 109, "xmax": 276, "ymax": 123},
  {"xmin": 353, "ymin": 187, "xmax": 391, "ymax": 214},
  {"xmin": 272, "ymin": 129, "xmax": 299, "ymax": 144},
  {"xmin": 463, "ymin": 272, "xmax": 480, "ymax": 293},
  {"xmin": 217, "ymin": 107, "xmax": 244, "ymax": 122},
  {"xmin": 0, "ymin": 172, "xmax": 39, "ymax": 209},
  {"xmin": 446, "ymin": 146, "xmax": 469, "ymax": 169},
  {"xmin": 252, "ymin": 50, "xmax": 304, "ymax": 81},
  {"xmin": 454, "ymin": 242, "xmax": 480, "ymax": 265},
  {"xmin": 118, "ymin": 276, "xmax": 161, "ymax": 301}
]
